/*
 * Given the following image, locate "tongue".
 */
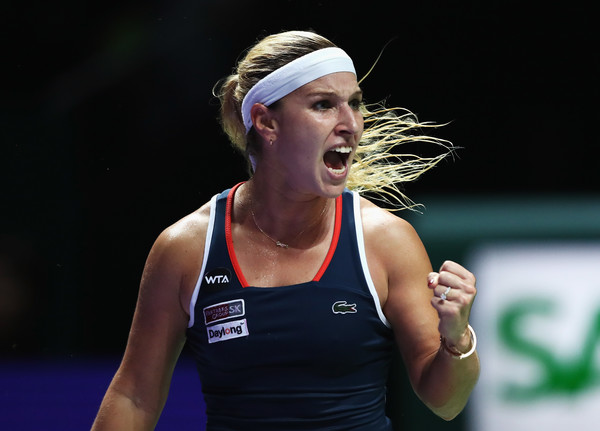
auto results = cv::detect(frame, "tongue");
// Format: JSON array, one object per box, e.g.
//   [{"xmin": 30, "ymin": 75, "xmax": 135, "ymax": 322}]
[{"xmin": 323, "ymin": 151, "xmax": 344, "ymax": 170}]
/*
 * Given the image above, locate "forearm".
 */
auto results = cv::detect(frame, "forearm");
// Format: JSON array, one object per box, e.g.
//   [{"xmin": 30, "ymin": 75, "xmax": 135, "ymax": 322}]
[
  {"xmin": 91, "ymin": 386, "xmax": 161, "ymax": 431},
  {"xmin": 414, "ymin": 339, "xmax": 480, "ymax": 420}
]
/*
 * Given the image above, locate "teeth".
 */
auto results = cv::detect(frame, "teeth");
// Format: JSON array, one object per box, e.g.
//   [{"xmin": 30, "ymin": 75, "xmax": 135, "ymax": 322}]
[
  {"xmin": 327, "ymin": 165, "xmax": 347, "ymax": 175},
  {"xmin": 333, "ymin": 146, "xmax": 352, "ymax": 154}
]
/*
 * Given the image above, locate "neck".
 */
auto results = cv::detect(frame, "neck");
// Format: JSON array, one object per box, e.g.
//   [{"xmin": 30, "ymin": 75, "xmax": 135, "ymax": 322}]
[{"xmin": 241, "ymin": 179, "xmax": 333, "ymax": 249}]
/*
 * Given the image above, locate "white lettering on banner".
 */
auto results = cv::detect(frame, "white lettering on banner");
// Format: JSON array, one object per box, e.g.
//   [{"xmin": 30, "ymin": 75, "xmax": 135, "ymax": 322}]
[{"xmin": 207, "ymin": 319, "xmax": 249, "ymax": 344}]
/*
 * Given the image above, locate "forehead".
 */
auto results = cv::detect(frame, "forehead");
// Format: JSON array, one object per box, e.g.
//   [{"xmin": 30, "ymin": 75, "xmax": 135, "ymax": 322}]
[{"xmin": 293, "ymin": 71, "xmax": 361, "ymax": 96}]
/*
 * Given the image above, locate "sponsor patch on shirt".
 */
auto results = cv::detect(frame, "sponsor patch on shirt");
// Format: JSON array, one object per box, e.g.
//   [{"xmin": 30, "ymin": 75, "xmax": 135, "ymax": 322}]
[
  {"xmin": 332, "ymin": 300, "xmax": 357, "ymax": 314},
  {"xmin": 203, "ymin": 299, "xmax": 245, "ymax": 325},
  {"xmin": 207, "ymin": 319, "xmax": 249, "ymax": 343}
]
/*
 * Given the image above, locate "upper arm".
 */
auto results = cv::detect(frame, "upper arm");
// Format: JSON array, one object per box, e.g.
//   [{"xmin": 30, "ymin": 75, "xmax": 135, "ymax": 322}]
[
  {"xmin": 362, "ymin": 203, "xmax": 439, "ymax": 388},
  {"xmin": 108, "ymin": 210, "xmax": 209, "ymax": 418}
]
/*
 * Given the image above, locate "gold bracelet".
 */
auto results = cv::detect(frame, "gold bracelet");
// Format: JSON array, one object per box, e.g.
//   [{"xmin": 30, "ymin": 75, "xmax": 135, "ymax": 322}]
[{"xmin": 440, "ymin": 324, "xmax": 477, "ymax": 359}]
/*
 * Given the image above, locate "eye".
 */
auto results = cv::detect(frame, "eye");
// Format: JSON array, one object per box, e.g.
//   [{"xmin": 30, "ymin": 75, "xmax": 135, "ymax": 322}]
[
  {"xmin": 313, "ymin": 99, "xmax": 333, "ymax": 110},
  {"xmin": 349, "ymin": 97, "xmax": 364, "ymax": 111}
]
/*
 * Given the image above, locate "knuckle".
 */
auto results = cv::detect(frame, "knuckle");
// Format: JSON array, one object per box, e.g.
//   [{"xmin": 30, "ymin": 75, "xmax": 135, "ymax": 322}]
[
  {"xmin": 440, "ymin": 260, "xmax": 453, "ymax": 270},
  {"xmin": 456, "ymin": 294, "xmax": 470, "ymax": 306}
]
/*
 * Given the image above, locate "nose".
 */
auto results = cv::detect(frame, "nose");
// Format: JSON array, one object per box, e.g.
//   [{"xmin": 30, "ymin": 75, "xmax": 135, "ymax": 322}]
[{"xmin": 336, "ymin": 103, "xmax": 363, "ymax": 137}]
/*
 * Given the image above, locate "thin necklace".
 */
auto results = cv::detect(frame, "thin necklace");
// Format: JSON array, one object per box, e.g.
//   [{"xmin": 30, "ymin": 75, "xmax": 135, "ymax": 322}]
[{"xmin": 249, "ymin": 199, "xmax": 328, "ymax": 249}]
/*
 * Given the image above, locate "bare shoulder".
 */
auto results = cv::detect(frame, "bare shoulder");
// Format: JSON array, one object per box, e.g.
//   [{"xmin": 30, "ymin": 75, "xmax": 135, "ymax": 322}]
[
  {"xmin": 143, "ymin": 200, "xmax": 213, "ymax": 313},
  {"xmin": 358, "ymin": 196, "xmax": 433, "ymax": 314},
  {"xmin": 157, "ymin": 200, "xmax": 212, "ymax": 252},
  {"xmin": 358, "ymin": 196, "xmax": 425, "ymax": 257}
]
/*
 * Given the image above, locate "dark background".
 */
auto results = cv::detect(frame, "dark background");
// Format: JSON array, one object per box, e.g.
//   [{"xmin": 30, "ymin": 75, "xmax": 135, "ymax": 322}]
[{"xmin": 1, "ymin": 0, "xmax": 597, "ymax": 428}]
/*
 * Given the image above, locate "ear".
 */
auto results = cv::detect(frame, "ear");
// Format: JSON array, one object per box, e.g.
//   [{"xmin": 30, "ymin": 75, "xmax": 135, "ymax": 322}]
[{"xmin": 250, "ymin": 103, "xmax": 278, "ymax": 141}]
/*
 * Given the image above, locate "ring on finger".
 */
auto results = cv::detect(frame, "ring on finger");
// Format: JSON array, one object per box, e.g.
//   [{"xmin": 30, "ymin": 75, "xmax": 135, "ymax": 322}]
[{"xmin": 440, "ymin": 286, "xmax": 451, "ymax": 301}]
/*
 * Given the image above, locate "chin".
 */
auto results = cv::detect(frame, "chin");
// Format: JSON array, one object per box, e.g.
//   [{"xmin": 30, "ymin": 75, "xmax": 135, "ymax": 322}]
[{"xmin": 321, "ymin": 181, "xmax": 347, "ymax": 199}]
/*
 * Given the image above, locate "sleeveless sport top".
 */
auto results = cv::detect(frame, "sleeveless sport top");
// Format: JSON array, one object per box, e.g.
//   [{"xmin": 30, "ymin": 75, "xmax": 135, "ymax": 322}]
[{"xmin": 186, "ymin": 183, "xmax": 395, "ymax": 430}]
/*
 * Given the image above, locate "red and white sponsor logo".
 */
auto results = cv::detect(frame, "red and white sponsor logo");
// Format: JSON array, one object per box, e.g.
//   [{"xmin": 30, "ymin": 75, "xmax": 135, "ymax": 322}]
[
  {"xmin": 203, "ymin": 299, "xmax": 245, "ymax": 325},
  {"xmin": 207, "ymin": 319, "xmax": 249, "ymax": 344}
]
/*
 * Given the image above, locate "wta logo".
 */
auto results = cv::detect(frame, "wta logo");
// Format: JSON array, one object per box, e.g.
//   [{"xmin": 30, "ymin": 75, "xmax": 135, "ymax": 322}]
[
  {"xmin": 202, "ymin": 268, "xmax": 232, "ymax": 286},
  {"xmin": 207, "ymin": 319, "xmax": 249, "ymax": 344}
]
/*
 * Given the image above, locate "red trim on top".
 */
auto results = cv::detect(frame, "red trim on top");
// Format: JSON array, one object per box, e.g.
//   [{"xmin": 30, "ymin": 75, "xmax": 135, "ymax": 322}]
[
  {"xmin": 226, "ymin": 183, "xmax": 342, "ymax": 287},
  {"xmin": 225, "ymin": 182, "xmax": 249, "ymax": 288},
  {"xmin": 313, "ymin": 194, "xmax": 343, "ymax": 282}
]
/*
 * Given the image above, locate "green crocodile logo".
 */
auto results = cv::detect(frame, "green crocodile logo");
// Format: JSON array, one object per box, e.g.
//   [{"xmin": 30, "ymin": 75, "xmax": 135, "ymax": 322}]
[{"xmin": 332, "ymin": 301, "xmax": 357, "ymax": 314}]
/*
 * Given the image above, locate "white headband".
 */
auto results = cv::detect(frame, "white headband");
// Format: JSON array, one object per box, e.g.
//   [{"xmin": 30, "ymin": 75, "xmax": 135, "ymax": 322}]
[{"xmin": 241, "ymin": 47, "xmax": 356, "ymax": 133}]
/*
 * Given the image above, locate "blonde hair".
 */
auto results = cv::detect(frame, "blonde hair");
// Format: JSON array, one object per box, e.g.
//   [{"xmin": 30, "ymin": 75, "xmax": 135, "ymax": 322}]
[
  {"xmin": 348, "ymin": 104, "xmax": 455, "ymax": 210},
  {"xmin": 214, "ymin": 30, "xmax": 455, "ymax": 210}
]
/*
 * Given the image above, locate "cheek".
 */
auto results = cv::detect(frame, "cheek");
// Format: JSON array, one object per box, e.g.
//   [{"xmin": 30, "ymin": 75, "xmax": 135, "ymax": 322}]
[
  {"xmin": 356, "ymin": 113, "xmax": 365, "ymax": 135},
  {"xmin": 288, "ymin": 121, "xmax": 327, "ymax": 151}
]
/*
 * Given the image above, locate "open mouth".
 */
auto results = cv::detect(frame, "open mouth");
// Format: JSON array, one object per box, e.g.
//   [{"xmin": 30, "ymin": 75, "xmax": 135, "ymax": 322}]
[{"xmin": 323, "ymin": 146, "xmax": 352, "ymax": 175}]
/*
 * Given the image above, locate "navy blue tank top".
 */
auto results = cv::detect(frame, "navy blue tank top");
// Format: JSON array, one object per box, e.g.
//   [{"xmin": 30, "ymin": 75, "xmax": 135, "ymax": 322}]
[{"xmin": 186, "ymin": 183, "xmax": 394, "ymax": 430}]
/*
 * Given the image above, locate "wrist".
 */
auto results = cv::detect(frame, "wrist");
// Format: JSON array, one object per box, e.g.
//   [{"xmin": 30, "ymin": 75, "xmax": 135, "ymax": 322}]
[{"xmin": 440, "ymin": 324, "xmax": 477, "ymax": 360}]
